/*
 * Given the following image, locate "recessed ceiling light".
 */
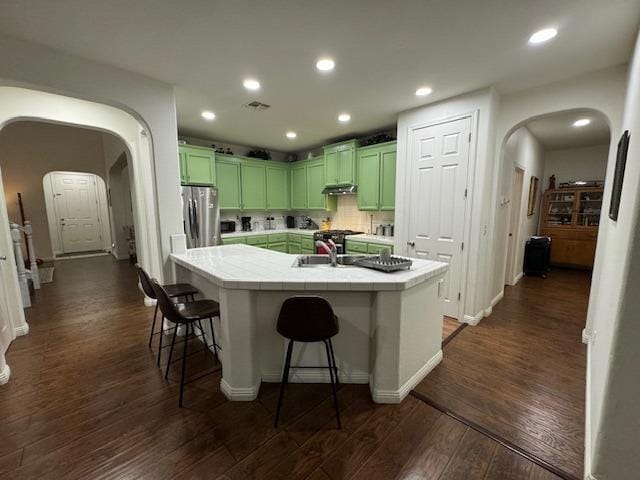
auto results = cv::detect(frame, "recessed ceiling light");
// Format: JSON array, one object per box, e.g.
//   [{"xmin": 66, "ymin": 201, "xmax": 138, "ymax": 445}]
[
  {"xmin": 528, "ymin": 28, "xmax": 558, "ymax": 45},
  {"xmin": 316, "ymin": 58, "xmax": 335, "ymax": 72},
  {"xmin": 286, "ymin": 131, "xmax": 297, "ymax": 139},
  {"xmin": 201, "ymin": 110, "xmax": 216, "ymax": 121},
  {"xmin": 415, "ymin": 86, "xmax": 433, "ymax": 97},
  {"xmin": 573, "ymin": 118, "xmax": 591, "ymax": 127},
  {"xmin": 243, "ymin": 78, "xmax": 260, "ymax": 91},
  {"xmin": 338, "ymin": 113, "xmax": 351, "ymax": 123}
]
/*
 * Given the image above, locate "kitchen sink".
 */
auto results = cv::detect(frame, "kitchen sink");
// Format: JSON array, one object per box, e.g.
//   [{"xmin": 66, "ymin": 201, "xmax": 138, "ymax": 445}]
[{"xmin": 295, "ymin": 254, "xmax": 366, "ymax": 267}]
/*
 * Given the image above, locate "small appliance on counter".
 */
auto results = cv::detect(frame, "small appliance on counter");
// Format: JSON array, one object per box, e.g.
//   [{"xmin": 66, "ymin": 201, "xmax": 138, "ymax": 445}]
[
  {"xmin": 313, "ymin": 230, "xmax": 363, "ymax": 254},
  {"xmin": 241, "ymin": 216, "xmax": 252, "ymax": 232},
  {"xmin": 286, "ymin": 215, "xmax": 296, "ymax": 229},
  {"xmin": 220, "ymin": 220, "xmax": 236, "ymax": 234},
  {"xmin": 301, "ymin": 216, "xmax": 319, "ymax": 230},
  {"xmin": 383, "ymin": 224, "xmax": 394, "ymax": 237},
  {"xmin": 265, "ymin": 215, "xmax": 276, "ymax": 230}
]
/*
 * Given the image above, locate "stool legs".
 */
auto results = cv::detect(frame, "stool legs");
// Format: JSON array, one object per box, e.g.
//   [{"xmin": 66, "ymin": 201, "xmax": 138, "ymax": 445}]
[
  {"xmin": 148, "ymin": 303, "xmax": 158, "ymax": 348},
  {"xmin": 323, "ymin": 339, "xmax": 341, "ymax": 429},
  {"xmin": 157, "ymin": 316, "xmax": 166, "ymax": 366},
  {"xmin": 179, "ymin": 323, "xmax": 190, "ymax": 407},
  {"xmin": 327, "ymin": 339, "xmax": 339, "ymax": 385},
  {"xmin": 165, "ymin": 324, "xmax": 179, "ymax": 379},
  {"xmin": 274, "ymin": 339, "xmax": 294, "ymax": 428}
]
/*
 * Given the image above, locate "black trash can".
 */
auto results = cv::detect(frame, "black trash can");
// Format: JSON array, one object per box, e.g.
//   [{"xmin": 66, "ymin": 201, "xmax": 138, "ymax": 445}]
[{"xmin": 523, "ymin": 236, "xmax": 551, "ymax": 278}]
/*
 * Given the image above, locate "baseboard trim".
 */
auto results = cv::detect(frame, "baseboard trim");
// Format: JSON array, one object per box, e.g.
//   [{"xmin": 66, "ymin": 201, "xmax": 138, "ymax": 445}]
[
  {"xmin": 15, "ymin": 323, "xmax": 29, "ymax": 336},
  {"xmin": 219, "ymin": 378, "xmax": 260, "ymax": 401},
  {"xmin": 54, "ymin": 252, "xmax": 110, "ymax": 261},
  {"xmin": 513, "ymin": 271, "xmax": 524, "ymax": 285},
  {"xmin": 582, "ymin": 328, "xmax": 593, "ymax": 345},
  {"xmin": 143, "ymin": 296, "xmax": 157, "ymax": 307},
  {"xmin": 491, "ymin": 291, "xmax": 504, "ymax": 307},
  {"xmin": 261, "ymin": 370, "xmax": 370, "ymax": 384},
  {"xmin": 463, "ymin": 310, "xmax": 484, "ymax": 325},
  {"xmin": 371, "ymin": 350, "xmax": 443, "ymax": 404},
  {"xmin": 0, "ymin": 364, "xmax": 11, "ymax": 385}
]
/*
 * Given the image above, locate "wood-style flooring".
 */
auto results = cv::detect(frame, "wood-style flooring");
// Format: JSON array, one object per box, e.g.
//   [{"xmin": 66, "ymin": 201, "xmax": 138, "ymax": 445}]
[
  {"xmin": 1, "ymin": 256, "xmax": 566, "ymax": 479},
  {"xmin": 416, "ymin": 269, "xmax": 589, "ymax": 480}
]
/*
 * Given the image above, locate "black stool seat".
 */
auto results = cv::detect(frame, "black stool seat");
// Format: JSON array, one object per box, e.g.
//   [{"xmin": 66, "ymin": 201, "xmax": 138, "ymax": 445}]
[
  {"xmin": 274, "ymin": 296, "xmax": 341, "ymax": 429},
  {"xmin": 164, "ymin": 283, "xmax": 199, "ymax": 298},
  {"xmin": 176, "ymin": 299, "xmax": 220, "ymax": 321}
]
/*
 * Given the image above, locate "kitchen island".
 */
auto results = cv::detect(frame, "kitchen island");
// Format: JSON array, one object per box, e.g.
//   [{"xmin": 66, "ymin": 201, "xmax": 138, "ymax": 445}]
[{"xmin": 169, "ymin": 244, "xmax": 448, "ymax": 403}]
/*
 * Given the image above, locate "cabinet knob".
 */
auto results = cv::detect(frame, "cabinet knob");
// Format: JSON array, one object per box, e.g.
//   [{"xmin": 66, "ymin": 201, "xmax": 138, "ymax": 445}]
[{"xmin": 407, "ymin": 241, "xmax": 415, "ymax": 247}]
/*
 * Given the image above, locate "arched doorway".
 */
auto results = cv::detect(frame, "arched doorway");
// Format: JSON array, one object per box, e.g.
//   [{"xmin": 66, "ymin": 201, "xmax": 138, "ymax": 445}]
[{"xmin": 0, "ymin": 87, "xmax": 162, "ymax": 381}]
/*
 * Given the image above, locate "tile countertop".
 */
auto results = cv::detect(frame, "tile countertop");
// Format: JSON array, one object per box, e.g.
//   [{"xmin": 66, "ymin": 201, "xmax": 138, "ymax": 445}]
[
  {"xmin": 345, "ymin": 234, "xmax": 395, "ymax": 246},
  {"xmin": 170, "ymin": 244, "xmax": 448, "ymax": 292},
  {"xmin": 221, "ymin": 228, "xmax": 315, "ymax": 238}
]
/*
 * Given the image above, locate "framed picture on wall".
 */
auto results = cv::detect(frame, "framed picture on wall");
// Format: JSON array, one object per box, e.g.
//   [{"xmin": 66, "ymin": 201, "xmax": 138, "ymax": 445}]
[
  {"xmin": 527, "ymin": 176, "xmax": 539, "ymax": 216},
  {"xmin": 609, "ymin": 130, "xmax": 629, "ymax": 221}
]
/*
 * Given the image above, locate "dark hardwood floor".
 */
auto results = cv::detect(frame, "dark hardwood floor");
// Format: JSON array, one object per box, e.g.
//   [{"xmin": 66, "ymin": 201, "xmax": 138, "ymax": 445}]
[
  {"xmin": 1, "ymin": 256, "xmax": 564, "ymax": 479},
  {"xmin": 415, "ymin": 269, "xmax": 589, "ymax": 480}
]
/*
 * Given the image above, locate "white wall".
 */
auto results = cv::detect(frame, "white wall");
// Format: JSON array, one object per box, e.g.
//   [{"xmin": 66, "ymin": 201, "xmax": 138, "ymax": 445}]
[
  {"xmin": 543, "ymin": 144, "xmax": 609, "ymax": 190},
  {"xmin": 489, "ymin": 65, "xmax": 627, "ymax": 306},
  {"xmin": 396, "ymin": 87, "xmax": 500, "ymax": 323},
  {"xmin": 0, "ymin": 121, "xmax": 115, "ymax": 259},
  {"xmin": 586, "ymin": 30, "xmax": 640, "ymax": 480},
  {"xmin": 495, "ymin": 127, "xmax": 545, "ymax": 291}
]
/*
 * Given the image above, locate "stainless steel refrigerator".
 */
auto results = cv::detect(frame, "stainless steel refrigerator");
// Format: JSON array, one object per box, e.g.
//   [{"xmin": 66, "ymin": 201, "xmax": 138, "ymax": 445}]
[{"xmin": 181, "ymin": 186, "xmax": 222, "ymax": 248}]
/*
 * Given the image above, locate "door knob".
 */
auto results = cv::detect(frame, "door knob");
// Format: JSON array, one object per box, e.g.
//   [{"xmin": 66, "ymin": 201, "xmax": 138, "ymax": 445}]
[
  {"xmin": 407, "ymin": 241, "xmax": 416, "ymax": 247},
  {"xmin": 0, "ymin": 256, "xmax": 6, "ymax": 260}
]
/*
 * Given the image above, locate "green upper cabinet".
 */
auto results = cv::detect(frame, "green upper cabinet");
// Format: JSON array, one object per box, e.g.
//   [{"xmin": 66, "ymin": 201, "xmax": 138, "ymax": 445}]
[
  {"xmin": 240, "ymin": 161, "xmax": 267, "ymax": 210},
  {"xmin": 266, "ymin": 164, "xmax": 289, "ymax": 210},
  {"xmin": 215, "ymin": 156, "xmax": 242, "ymax": 210},
  {"xmin": 179, "ymin": 145, "xmax": 215, "ymax": 186},
  {"xmin": 306, "ymin": 160, "xmax": 326, "ymax": 210},
  {"xmin": 355, "ymin": 142, "xmax": 396, "ymax": 211},
  {"xmin": 357, "ymin": 149, "xmax": 381, "ymax": 210},
  {"xmin": 324, "ymin": 140, "xmax": 357, "ymax": 186},
  {"xmin": 379, "ymin": 147, "xmax": 396, "ymax": 210},
  {"xmin": 290, "ymin": 164, "xmax": 307, "ymax": 209}
]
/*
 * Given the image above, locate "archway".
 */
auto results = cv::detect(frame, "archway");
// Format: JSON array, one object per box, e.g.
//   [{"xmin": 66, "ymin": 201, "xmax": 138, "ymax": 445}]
[{"xmin": 0, "ymin": 87, "xmax": 163, "ymax": 382}]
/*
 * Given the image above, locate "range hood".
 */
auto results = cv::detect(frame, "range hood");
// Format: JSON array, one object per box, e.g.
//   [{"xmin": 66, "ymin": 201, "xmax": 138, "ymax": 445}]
[{"xmin": 322, "ymin": 185, "xmax": 358, "ymax": 195}]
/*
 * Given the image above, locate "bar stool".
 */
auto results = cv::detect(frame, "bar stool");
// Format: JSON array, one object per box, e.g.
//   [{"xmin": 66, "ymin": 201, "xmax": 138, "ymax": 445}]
[
  {"xmin": 274, "ymin": 296, "xmax": 341, "ymax": 429},
  {"xmin": 136, "ymin": 265, "xmax": 199, "ymax": 366},
  {"xmin": 150, "ymin": 278, "xmax": 220, "ymax": 407}
]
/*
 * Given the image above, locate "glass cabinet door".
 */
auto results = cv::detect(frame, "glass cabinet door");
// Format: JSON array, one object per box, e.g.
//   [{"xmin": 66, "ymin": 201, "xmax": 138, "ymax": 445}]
[
  {"xmin": 546, "ymin": 191, "xmax": 575, "ymax": 226},
  {"xmin": 577, "ymin": 191, "xmax": 603, "ymax": 227}
]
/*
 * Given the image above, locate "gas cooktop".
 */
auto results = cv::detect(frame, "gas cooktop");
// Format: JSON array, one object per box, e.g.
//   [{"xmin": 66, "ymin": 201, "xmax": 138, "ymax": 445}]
[{"xmin": 316, "ymin": 229, "xmax": 364, "ymax": 235}]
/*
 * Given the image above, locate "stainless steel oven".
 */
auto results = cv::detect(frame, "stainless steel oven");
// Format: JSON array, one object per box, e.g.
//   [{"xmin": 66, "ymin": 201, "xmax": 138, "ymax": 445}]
[{"xmin": 313, "ymin": 230, "xmax": 363, "ymax": 254}]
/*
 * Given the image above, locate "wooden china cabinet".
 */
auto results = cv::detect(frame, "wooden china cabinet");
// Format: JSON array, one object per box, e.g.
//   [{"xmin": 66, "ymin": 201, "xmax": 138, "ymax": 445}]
[{"xmin": 539, "ymin": 187, "xmax": 603, "ymax": 269}]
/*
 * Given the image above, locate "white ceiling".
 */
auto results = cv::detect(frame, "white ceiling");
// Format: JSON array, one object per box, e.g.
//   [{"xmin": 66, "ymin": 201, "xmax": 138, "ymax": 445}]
[
  {"xmin": 0, "ymin": 0, "xmax": 637, "ymax": 152},
  {"xmin": 526, "ymin": 109, "xmax": 611, "ymax": 150}
]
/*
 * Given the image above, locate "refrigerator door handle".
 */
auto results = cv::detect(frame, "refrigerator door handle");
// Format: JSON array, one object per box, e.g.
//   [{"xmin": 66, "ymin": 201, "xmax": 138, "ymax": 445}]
[
  {"xmin": 193, "ymin": 200, "xmax": 199, "ymax": 240},
  {"xmin": 187, "ymin": 199, "xmax": 194, "ymax": 240}
]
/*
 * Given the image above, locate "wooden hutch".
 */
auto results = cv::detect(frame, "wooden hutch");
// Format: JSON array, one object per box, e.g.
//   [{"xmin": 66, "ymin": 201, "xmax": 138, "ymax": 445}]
[{"xmin": 539, "ymin": 186, "xmax": 603, "ymax": 269}]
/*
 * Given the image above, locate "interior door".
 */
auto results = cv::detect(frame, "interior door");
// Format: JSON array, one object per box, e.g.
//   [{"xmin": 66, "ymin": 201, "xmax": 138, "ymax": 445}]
[
  {"xmin": 505, "ymin": 166, "xmax": 524, "ymax": 285},
  {"xmin": 407, "ymin": 116, "xmax": 471, "ymax": 319},
  {"xmin": 53, "ymin": 172, "xmax": 102, "ymax": 253}
]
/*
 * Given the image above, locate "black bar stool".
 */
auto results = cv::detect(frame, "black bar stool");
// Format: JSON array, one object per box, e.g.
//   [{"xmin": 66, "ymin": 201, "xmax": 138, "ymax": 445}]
[
  {"xmin": 274, "ymin": 296, "xmax": 341, "ymax": 429},
  {"xmin": 150, "ymin": 278, "xmax": 220, "ymax": 407},
  {"xmin": 136, "ymin": 265, "xmax": 199, "ymax": 366}
]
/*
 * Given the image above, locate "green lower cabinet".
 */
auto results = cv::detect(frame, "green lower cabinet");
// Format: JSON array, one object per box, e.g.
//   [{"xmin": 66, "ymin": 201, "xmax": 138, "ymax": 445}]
[
  {"xmin": 246, "ymin": 235, "xmax": 268, "ymax": 247},
  {"xmin": 240, "ymin": 162, "xmax": 267, "ymax": 210},
  {"xmin": 215, "ymin": 157, "xmax": 242, "ymax": 210},
  {"xmin": 288, "ymin": 243, "xmax": 301, "ymax": 254},
  {"xmin": 301, "ymin": 236, "xmax": 314, "ymax": 252},
  {"xmin": 345, "ymin": 241, "xmax": 368, "ymax": 254},
  {"xmin": 266, "ymin": 165, "xmax": 289, "ymax": 210},
  {"xmin": 222, "ymin": 237, "xmax": 247, "ymax": 245},
  {"xmin": 367, "ymin": 243, "xmax": 393, "ymax": 255},
  {"xmin": 268, "ymin": 242, "xmax": 288, "ymax": 253}
]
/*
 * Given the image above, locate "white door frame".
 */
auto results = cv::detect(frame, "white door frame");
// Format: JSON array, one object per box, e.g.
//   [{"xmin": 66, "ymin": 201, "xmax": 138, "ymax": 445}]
[
  {"xmin": 505, "ymin": 163, "xmax": 525, "ymax": 286},
  {"xmin": 400, "ymin": 112, "xmax": 478, "ymax": 321},
  {"xmin": 0, "ymin": 86, "xmax": 163, "ymax": 349},
  {"xmin": 43, "ymin": 171, "xmax": 112, "ymax": 257}
]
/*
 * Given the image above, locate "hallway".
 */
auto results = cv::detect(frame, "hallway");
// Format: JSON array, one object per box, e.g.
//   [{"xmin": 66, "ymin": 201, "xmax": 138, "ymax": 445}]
[{"xmin": 415, "ymin": 269, "xmax": 589, "ymax": 479}]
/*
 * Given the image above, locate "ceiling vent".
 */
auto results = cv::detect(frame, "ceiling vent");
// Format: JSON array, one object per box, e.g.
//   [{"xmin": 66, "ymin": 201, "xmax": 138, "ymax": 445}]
[{"xmin": 244, "ymin": 100, "xmax": 271, "ymax": 111}]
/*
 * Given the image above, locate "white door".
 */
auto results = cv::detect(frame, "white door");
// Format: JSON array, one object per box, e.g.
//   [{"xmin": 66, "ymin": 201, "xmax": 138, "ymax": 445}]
[
  {"xmin": 407, "ymin": 116, "xmax": 471, "ymax": 319},
  {"xmin": 52, "ymin": 172, "xmax": 102, "ymax": 253},
  {"xmin": 505, "ymin": 166, "xmax": 524, "ymax": 285}
]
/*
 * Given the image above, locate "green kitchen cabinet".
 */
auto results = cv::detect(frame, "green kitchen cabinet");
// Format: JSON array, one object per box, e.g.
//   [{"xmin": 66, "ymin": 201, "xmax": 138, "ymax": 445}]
[
  {"xmin": 301, "ymin": 236, "xmax": 315, "ymax": 254},
  {"xmin": 179, "ymin": 145, "xmax": 215, "ymax": 186},
  {"xmin": 345, "ymin": 240, "xmax": 368, "ymax": 254},
  {"xmin": 267, "ymin": 242, "xmax": 288, "ymax": 253},
  {"xmin": 367, "ymin": 243, "xmax": 393, "ymax": 255},
  {"xmin": 246, "ymin": 235, "xmax": 269, "ymax": 247},
  {"xmin": 324, "ymin": 140, "xmax": 357, "ymax": 186},
  {"xmin": 222, "ymin": 237, "xmax": 247, "ymax": 245},
  {"xmin": 306, "ymin": 160, "xmax": 327, "ymax": 210},
  {"xmin": 240, "ymin": 162, "xmax": 267, "ymax": 210},
  {"xmin": 355, "ymin": 142, "xmax": 396, "ymax": 211},
  {"xmin": 266, "ymin": 164, "xmax": 289, "ymax": 210},
  {"xmin": 215, "ymin": 156, "xmax": 242, "ymax": 210},
  {"xmin": 356, "ymin": 149, "xmax": 381, "ymax": 210},
  {"xmin": 290, "ymin": 164, "xmax": 307, "ymax": 209},
  {"xmin": 288, "ymin": 243, "xmax": 301, "ymax": 254}
]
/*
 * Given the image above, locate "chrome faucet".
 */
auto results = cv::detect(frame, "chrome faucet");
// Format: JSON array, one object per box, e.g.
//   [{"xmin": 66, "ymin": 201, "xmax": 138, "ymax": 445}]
[{"xmin": 316, "ymin": 239, "xmax": 338, "ymax": 267}]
